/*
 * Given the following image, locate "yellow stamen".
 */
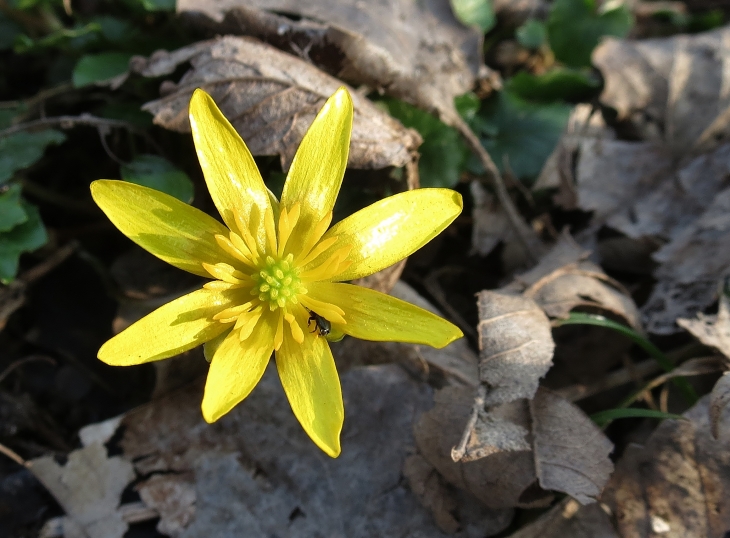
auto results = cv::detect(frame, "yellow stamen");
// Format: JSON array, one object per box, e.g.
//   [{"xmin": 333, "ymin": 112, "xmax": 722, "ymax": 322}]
[
  {"xmin": 215, "ymin": 234, "xmax": 256, "ymax": 268},
  {"xmin": 299, "ymin": 245, "xmax": 352, "ymax": 282},
  {"xmin": 203, "ymin": 262, "xmax": 252, "ymax": 284},
  {"xmin": 295, "ymin": 211, "xmax": 332, "ymax": 263},
  {"xmin": 203, "ymin": 281, "xmax": 241, "ymax": 291},
  {"xmin": 229, "ymin": 231, "xmax": 258, "ymax": 266},
  {"xmin": 213, "ymin": 302, "xmax": 254, "ymax": 322},
  {"xmin": 236, "ymin": 306, "xmax": 263, "ymax": 341},
  {"xmin": 273, "ymin": 311, "xmax": 285, "ymax": 351},
  {"xmin": 285, "ymin": 312, "xmax": 304, "ymax": 343},
  {"xmin": 277, "ymin": 202, "xmax": 301, "ymax": 258},
  {"xmin": 264, "ymin": 207, "xmax": 278, "ymax": 256},
  {"xmin": 297, "ymin": 235, "xmax": 339, "ymax": 267}
]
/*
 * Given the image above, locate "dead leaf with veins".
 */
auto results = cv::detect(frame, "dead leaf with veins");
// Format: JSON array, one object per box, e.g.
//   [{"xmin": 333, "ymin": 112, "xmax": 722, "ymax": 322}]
[{"xmin": 133, "ymin": 36, "xmax": 421, "ymax": 171}]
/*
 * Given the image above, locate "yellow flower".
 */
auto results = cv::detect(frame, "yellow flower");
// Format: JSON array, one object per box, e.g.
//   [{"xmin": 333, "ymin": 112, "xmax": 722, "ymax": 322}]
[{"xmin": 90, "ymin": 88, "xmax": 463, "ymax": 457}]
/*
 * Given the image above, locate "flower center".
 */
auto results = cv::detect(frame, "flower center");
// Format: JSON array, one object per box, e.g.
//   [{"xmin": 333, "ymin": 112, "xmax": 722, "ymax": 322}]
[{"xmin": 251, "ymin": 254, "xmax": 306, "ymax": 310}]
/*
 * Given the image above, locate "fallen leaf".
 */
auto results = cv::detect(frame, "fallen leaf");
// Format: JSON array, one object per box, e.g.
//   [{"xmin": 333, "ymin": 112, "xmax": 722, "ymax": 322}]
[
  {"xmin": 710, "ymin": 372, "xmax": 730, "ymax": 440},
  {"xmin": 119, "ymin": 364, "xmax": 501, "ymax": 536},
  {"xmin": 414, "ymin": 385, "xmax": 614, "ymax": 506},
  {"xmin": 470, "ymin": 180, "xmax": 514, "ymax": 257},
  {"xmin": 601, "ymin": 395, "xmax": 730, "ymax": 538},
  {"xmin": 136, "ymin": 473, "xmax": 196, "ymax": 538},
  {"xmin": 31, "ymin": 443, "xmax": 135, "ymax": 538},
  {"xmin": 132, "ymin": 36, "xmax": 421, "ymax": 170},
  {"xmin": 677, "ymin": 286, "xmax": 730, "ymax": 361},
  {"xmin": 476, "ymin": 290, "xmax": 555, "ymax": 407},
  {"xmin": 176, "ymin": 0, "xmax": 490, "ymax": 128},
  {"xmin": 506, "ymin": 498, "xmax": 618, "ymax": 538}
]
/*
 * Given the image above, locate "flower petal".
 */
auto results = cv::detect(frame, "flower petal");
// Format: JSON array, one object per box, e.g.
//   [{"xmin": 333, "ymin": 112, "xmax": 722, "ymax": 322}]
[
  {"xmin": 189, "ymin": 89, "xmax": 272, "ymax": 249},
  {"xmin": 91, "ymin": 180, "xmax": 236, "ymax": 277},
  {"xmin": 308, "ymin": 282, "xmax": 463, "ymax": 348},
  {"xmin": 313, "ymin": 189, "xmax": 463, "ymax": 282},
  {"xmin": 280, "ymin": 88, "xmax": 353, "ymax": 252},
  {"xmin": 201, "ymin": 312, "xmax": 276, "ymax": 422},
  {"xmin": 276, "ymin": 326, "xmax": 343, "ymax": 458},
  {"xmin": 98, "ymin": 288, "xmax": 232, "ymax": 366}
]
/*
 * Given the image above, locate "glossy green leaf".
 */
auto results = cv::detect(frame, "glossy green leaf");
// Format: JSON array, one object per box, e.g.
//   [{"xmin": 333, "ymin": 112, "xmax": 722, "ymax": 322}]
[
  {"xmin": 384, "ymin": 99, "xmax": 468, "ymax": 188},
  {"xmin": 468, "ymin": 90, "xmax": 570, "ymax": 180},
  {"xmin": 450, "ymin": 0, "xmax": 496, "ymax": 32},
  {"xmin": 121, "ymin": 154, "xmax": 194, "ymax": 203},
  {"xmin": 72, "ymin": 52, "xmax": 133, "ymax": 87},
  {"xmin": 516, "ymin": 19, "xmax": 547, "ymax": 49},
  {"xmin": 0, "ymin": 130, "xmax": 66, "ymax": 184},
  {"xmin": 547, "ymin": 0, "xmax": 633, "ymax": 68},
  {"xmin": 506, "ymin": 67, "xmax": 601, "ymax": 102},
  {"xmin": 0, "ymin": 184, "xmax": 27, "ymax": 232},
  {"xmin": 0, "ymin": 202, "xmax": 47, "ymax": 283}
]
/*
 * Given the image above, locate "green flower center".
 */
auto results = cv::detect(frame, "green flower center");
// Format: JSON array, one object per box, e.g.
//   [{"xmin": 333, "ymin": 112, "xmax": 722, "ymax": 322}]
[{"xmin": 251, "ymin": 254, "xmax": 304, "ymax": 309}]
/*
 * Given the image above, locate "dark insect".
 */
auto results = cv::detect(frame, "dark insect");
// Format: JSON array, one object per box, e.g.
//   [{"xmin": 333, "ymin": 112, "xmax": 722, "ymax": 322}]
[{"xmin": 306, "ymin": 309, "xmax": 331, "ymax": 337}]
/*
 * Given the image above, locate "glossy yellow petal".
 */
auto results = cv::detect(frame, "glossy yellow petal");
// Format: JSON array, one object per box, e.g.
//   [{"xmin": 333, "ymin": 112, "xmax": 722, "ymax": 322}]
[
  {"xmin": 98, "ymin": 288, "xmax": 232, "ymax": 366},
  {"xmin": 313, "ymin": 189, "xmax": 463, "ymax": 282},
  {"xmin": 308, "ymin": 282, "xmax": 463, "ymax": 348},
  {"xmin": 202, "ymin": 312, "xmax": 276, "ymax": 422},
  {"xmin": 91, "ymin": 180, "xmax": 237, "ymax": 277},
  {"xmin": 189, "ymin": 89, "xmax": 272, "ymax": 250},
  {"xmin": 276, "ymin": 326, "xmax": 343, "ymax": 458},
  {"xmin": 203, "ymin": 328, "xmax": 230, "ymax": 363},
  {"xmin": 280, "ymin": 88, "xmax": 353, "ymax": 254}
]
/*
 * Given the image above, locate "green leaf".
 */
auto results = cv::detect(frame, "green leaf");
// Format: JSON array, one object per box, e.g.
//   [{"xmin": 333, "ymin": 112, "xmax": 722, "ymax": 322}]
[
  {"xmin": 139, "ymin": 0, "xmax": 176, "ymax": 11},
  {"xmin": 384, "ymin": 99, "xmax": 468, "ymax": 188},
  {"xmin": 547, "ymin": 0, "xmax": 633, "ymax": 68},
  {"xmin": 99, "ymin": 102, "xmax": 153, "ymax": 128},
  {"xmin": 591, "ymin": 407, "xmax": 685, "ymax": 427},
  {"xmin": 0, "ymin": 130, "xmax": 66, "ymax": 184},
  {"xmin": 450, "ymin": 0, "xmax": 496, "ymax": 32},
  {"xmin": 0, "ymin": 201, "xmax": 47, "ymax": 283},
  {"xmin": 92, "ymin": 15, "xmax": 139, "ymax": 44},
  {"xmin": 516, "ymin": 19, "xmax": 547, "ymax": 50},
  {"xmin": 121, "ymin": 155, "xmax": 194, "ymax": 203},
  {"xmin": 0, "ymin": 184, "xmax": 28, "ymax": 232},
  {"xmin": 506, "ymin": 67, "xmax": 601, "ymax": 102},
  {"xmin": 72, "ymin": 52, "xmax": 133, "ymax": 88},
  {"xmin": 468, "ymin": 90, "xmax": 570, "ymax": 181},
  {"xmin": 0, "ymin": 14, "xmax": 22, "ymax": 50}
]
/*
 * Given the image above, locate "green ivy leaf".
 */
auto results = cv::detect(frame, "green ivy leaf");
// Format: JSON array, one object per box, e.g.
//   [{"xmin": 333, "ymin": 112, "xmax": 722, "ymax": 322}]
[
  {"xmin": 72, "ymin": 52, "xmax": 133, "ymax": 88},
  {"xmin": 121, "ymin": 155, "xmax": 194, "ymax": 203},
  {"xmin": 547, "ymin": 0, "xmax": 633, "ymax": 68},
  {"xmin": 506, "ymin": 67, "xmax": 601, "ymax": 102},
  {"xmin": 384, "ymin": 99, "xmax": 468, "ymax": 188},
  {"xmin": 450, "ymin": 0, "xmax": 496, "ymax": 32},
  {"xmin": 468, "ymin": 90, "xmax": 570, "ymax": 181},
  {"xmin": 0, "ymin": 184, "xmax": 28, "ymax": 232},
  {"xmin": 0, "ymin": 202, "xmax": 47, "ymax": 283},
  {"xmin": 0, "ymin": 130, "xmax": 66, "ymax": 184},
  {"xmin": 516, "ymin": 19, "xmax": 547, "ymax": 50}
]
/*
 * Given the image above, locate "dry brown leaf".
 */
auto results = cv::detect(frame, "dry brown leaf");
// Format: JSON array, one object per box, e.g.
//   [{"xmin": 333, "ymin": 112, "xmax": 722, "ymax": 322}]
[
  {"xmin": 118, "ymin": 364, "xmax": 496, "ymax": 536},
  {"xmin": 506, "ymin": 498, "xmax": 618, "ymax": 538},
  {"xmin": 642, "ymin": 186, "xmax": 730, "ymax": 333},
  {"xmin": 594, "ymin": 27, "xmax": 730, "ymax": 152},
  {"xmin": 677, "ymin": 288, "xmax": 730, "ymax": 360},
  {"xmin": 476, "ymin": 291, "xmax": 555, "ymax": 407},
  {"xmin": 133, "ymin": 36, "xmax": 421, "ymax": 170},
  {"xmin": 601, "ymin": 396, "xmax": 730, "ymax": 538},
  {"xmin": 176, "ymin": 0, "xmax": 489, "ymax": 127},
  {"xmin": 414, "ymin": 386, "xmax": 614, "ymax": 507},
  {"xmin": 136, "ymin": 473, "xmax": 196, "ymax": 538},
  {"xmin": 710, "ymin": 372, "xmax": 730, "ymax": 440},
  {"xmin": 470, "ymin": 181, "xmax": 514, "ymax": 257},
  {"xmin": 31, "ymin": 443, "xmax": 135, "ymax": 538}
]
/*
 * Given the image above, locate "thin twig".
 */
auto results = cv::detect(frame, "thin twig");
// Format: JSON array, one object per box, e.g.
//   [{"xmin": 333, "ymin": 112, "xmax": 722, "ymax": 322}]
[
  {"xmin": 0, "ymin": 355, "xmax": 56, "ymax": 385},
  {"xmin": 450, "ymin": 114, "xmax": 542, "ymax": 263},
  {"xmin": 0, "ymin": 442, "xmax": 27, "ymax": 467},
  {"xmin": 423, "ymin": 267, "xmax": 478, "ymax": 344},
  {"xmin": 0, "ymin": 114, "xmax": 134, "ymax": 138}
]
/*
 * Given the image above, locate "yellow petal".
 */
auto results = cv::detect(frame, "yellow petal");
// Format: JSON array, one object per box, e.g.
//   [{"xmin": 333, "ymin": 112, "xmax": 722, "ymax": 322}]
[
  {"xmin": 276, "ymin": 327, "xmax": 343, "ymax": 458},
  {"xmin": 92, "ymin": 180, "xmax": 238, "ymax": 277},
  {"xmin": 189, "ymin": 89, "xmax": 272, "ymax": 250},
  {"xmin": 280, "ymin": 88, "xmax": 353, "ymax": 255},
  {"xmin": 203, "ymin": 328, "xmax": 230, "ymax": 363},
  {"xmin": 98, "ymin": 288, "xmax": 232, "ymax": 366},
  {"xmin": 201, "ymin": 312, "xmax": 276, "ymax": 422},
  {"xmin": 308, "ymin": 282, "xmax": 463, "ymax": 348},
  {"xmin": 313, "ymin": 189, "xmax": 462, "ymax": 282}
]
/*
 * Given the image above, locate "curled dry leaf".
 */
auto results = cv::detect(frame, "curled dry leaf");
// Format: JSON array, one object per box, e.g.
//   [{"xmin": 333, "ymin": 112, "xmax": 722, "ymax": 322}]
[
  {"xmin": 133, "ymin": 36, "xmax": 421, "ymax": 170},
  {"xmin": 118, "ymin": 364, "xmax": 498, "ymax": 537},
  {"xmin": 414, "ymin": 386, "xmax": 614, "ymax": 508},
  {"xmin": 601, "ymin": 396, "xmax": 730, "ymax": 538},
  {"xmin": 31, "ymin": 443, "xmax": 135, "ymax": 538},
  {"xmin": 594, "ymin": 27, "xmax": 730, "ymax": 152},
  {"xmin": 176, "ymin": 0, "xmax": 491, "ymax": 127},
  {"xmin": 506, "ymin": 498, "xmax": 618, "ymax": 538},
  {"xmin": 677, "ymin": 290, "xmax": 730, "ymax": 361},
  {"xmin": 476, "ymin": 290, "xmax": 555, "ymax": 407}
]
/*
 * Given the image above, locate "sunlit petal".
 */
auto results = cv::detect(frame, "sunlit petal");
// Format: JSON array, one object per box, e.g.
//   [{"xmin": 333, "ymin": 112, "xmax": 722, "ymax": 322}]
[
  {"xmin": 189, "ymin": 89, "xmax": 272, "ymax": 251},
  {"xmin": 91, "ymin": 180, "xmax": 238, "ymax": 277},
  {"xmin": 308, "ymin": 282, "xmax": 463, "ymax": 348},
  {"xmin": 281, "ymin": 88, "xmax": 353, "ymax": 256},
  {"xmin": 276, "ymin": 324, "xmax": 343, "ymax": 458},
  {"xmin": 98, "ymin": 288, "xmax": 233, "ymax": 366},
  {"xmin": 202, "ymin": 312, "xmax": 276, "ymax": 422},
  {"xmin": 312, "ymin": 189, "xmax": 463, "ymax": 281}
]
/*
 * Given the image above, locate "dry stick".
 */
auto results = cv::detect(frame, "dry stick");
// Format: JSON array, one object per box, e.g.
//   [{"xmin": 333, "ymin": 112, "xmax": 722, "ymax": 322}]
[
  {"xmin": 0, "ymin": 356, "xmax": 56, "ymax": 385},
  {"xmin": 0, "ymin": 442, "xmax": 26, "ymax": 467},
  {"xmin": 451, "ymin": 114, "xmax": 541, "ymax": 264},
  {"xmin": 0, "ymin": 114, "xmax": 132, "ymax": 138}
]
